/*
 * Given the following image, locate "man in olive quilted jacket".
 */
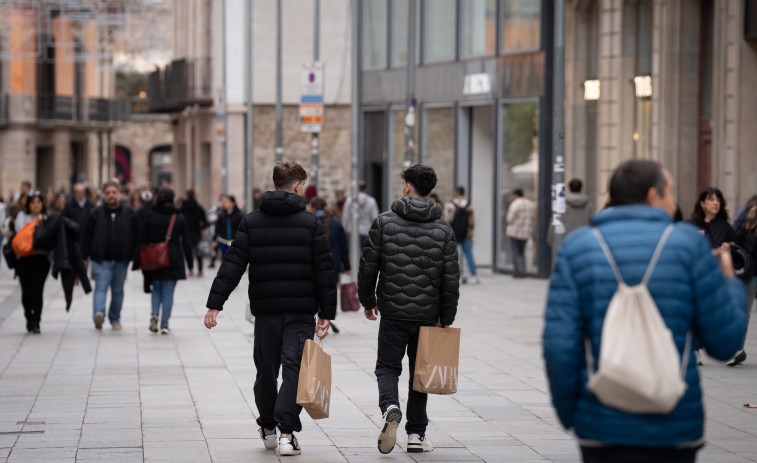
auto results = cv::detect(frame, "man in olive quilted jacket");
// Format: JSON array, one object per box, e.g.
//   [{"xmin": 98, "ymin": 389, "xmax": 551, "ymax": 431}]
[{"xmin": 358, "ymin": 164, "xmax": 460, "ymax": 455}]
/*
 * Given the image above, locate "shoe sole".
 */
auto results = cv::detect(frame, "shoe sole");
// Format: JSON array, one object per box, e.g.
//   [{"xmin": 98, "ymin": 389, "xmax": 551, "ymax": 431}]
[
  {"xmin": 94, "ymin": 313, "xmax": 104, "ymax": 330},
  {"xmin": 378, "ymin": 408, "xmax": 402, "ymax": 454},
  {"xmin": 407, "ymin": 443, "xmax": 433, "ymax": 453},
  {"xmin": 279, "ymin": 449, "xmax": 301, "ymax": 456},
  {"xmin": 727, "ymin": 351, "xmax": 747, "ymax": 367}
]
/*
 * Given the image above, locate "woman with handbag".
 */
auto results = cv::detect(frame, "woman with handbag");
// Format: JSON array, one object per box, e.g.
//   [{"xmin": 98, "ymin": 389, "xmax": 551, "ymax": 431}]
[
  {"xmin": 212, "ymin": 194, "xmax": 243, "ymax": 259},
  {"xmin": 141, "ymin": 188, "xmax": 193, "ymax": 334},
  {"xmin": 731, "ymin": 201, "xmax": 757, "ymax": 366},
  {"xmin": 13, "ymin": 191, "xmax": 50, "ymax": 334}
]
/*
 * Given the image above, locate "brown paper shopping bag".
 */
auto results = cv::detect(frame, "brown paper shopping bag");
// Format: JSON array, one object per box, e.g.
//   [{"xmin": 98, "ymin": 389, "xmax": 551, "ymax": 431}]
[
  {"xmin": 412, "ymin": 326, "xmax": 461, "ymax": 395},
  {"xmin": 296, "ymin": 339, "xmax": 332, "ymax": 419}
]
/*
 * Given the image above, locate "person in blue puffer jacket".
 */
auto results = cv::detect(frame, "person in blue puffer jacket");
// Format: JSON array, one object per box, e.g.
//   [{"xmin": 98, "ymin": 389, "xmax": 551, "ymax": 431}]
[{"xmin": 543, "ymin": 160, "xmax": 746, "ymax": 463}]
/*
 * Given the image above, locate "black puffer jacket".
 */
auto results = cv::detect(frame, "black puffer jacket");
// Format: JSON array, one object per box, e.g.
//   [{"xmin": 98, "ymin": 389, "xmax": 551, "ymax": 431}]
[
  {"xmin": 358, "ymin": 197, "xmax": 460, "ymax": 325},
  {"xmin": 141, "ymin": 203, "xmax": 194, "ymax": 281},
  {"xmin": 81, "ymin": 203, "xmax": 140, "ymax": 263},
  {"xmin": 206, "ymin": 190, "xmax": 337, "ymax": 319}
]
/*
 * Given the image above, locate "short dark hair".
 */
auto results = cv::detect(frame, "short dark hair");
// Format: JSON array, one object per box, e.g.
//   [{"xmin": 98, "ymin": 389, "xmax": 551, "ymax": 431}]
[
  {"xmin": 608, "ymin": 160, "xmax": 667, "ymax": 206},
  {"xmin": 513, "ymin": 188, "xmax": 524, "ymax": 197},
  {"xmin": 186, "ymin": 189, "xmax": 195, "ymax": 201},
  {"xmin": 102, "ymin": 180, "xmax": 119, "ymax": 191},
  {"xmin": 690, "ymin": 187, "xmax": 729, "ymax": 227},
  {"xmin": 401, "ymin": 164, "xmax": 437, "ymax": 197},
  {"xmin": 358, "ymin": 181, "xmax": 368, "ymax": 192},
  {"xmin": 273, "ymin": 161, "xmax": 308, "ymax": 190},
  {"xmin": 568, "ymin": 178, "xmax": 583, "ymax": 193},
  {"xmin": 455, "ymin": 186, "xmax": 465, "ymax": 196},
  {"xmin": 25, "ymin": 191, "xmax": 46, "ymax": 215}
]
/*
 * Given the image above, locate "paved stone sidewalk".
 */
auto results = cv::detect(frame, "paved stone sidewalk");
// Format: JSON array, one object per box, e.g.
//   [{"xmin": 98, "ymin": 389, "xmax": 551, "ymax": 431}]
[{"xmin": 0, "ymin": 263, "xmax": 755, "ymax": 462}]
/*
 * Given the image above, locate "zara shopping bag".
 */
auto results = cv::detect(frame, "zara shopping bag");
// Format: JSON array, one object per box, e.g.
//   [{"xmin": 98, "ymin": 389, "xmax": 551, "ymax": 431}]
[
  {"xmin": 412, "ymin": 326, "xmax": 461, "ymax": 395},
  {"xmin": 586, "ymin": 225, "xmax": 691, "ymax": 414},
  {"xmin": 296, "ymin": 339, "xmax": 332, "ymax": 419}
]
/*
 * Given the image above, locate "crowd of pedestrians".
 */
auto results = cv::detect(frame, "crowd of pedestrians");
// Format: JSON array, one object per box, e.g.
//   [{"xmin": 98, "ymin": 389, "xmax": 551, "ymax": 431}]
[{"xmin": 1, "ymin": 157, "xmax": 754, "ymax": 463}]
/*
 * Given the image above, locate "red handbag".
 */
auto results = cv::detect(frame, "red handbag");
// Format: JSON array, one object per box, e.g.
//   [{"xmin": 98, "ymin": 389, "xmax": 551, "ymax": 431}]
[
  {"xmin": 340, "ymin": 281, "xmax": 360, "ymax": 312},
  {"xmin": 140, "ymin": 214, "xmax": 176, "ymax": 271}
]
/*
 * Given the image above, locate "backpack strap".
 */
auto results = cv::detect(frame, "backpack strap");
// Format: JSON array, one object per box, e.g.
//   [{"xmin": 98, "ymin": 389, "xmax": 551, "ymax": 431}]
[
  {"xmin": 641, "ymin": 224, "xmax": 675, "ymax": 286},
  {"xmin": 165, "ymin": 214, "xmax": 177, "ymax": 242},
  {"xmin": 591, "ymin": 228, "xmax": 625, "ymax": 285}
]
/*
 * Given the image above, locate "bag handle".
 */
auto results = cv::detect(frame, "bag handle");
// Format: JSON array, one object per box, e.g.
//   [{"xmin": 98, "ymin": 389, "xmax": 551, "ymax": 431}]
[
  {"xmin": 165, "ymin": 214, "xmax": 177, "ymax": 242},
  {"xmin": 591, "ymin": 224, "xmax": 674, "ymax": 286}
]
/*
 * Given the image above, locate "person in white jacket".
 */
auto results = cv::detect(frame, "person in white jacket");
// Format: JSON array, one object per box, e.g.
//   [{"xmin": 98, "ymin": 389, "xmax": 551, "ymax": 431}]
[{"xmin": 343, "ymin": 181, "xmax": 380, "ymax": 248}]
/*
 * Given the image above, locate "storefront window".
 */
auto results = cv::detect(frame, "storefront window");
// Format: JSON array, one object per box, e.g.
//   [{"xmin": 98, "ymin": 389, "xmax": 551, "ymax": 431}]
[
  {"xmin": 460, "ymin": 0, "xmax": 497, "ymax": 58},
  {"xmin": 424, "ymin": 0, "xmax": 457, "ymax": 63},
  {"xmin": 502, "ymin": 0, "xmax": 540, "ymax": 52},
  {"xmin": 391, "ymin": 109, "xmax": 419, "ymax": 201},
  {"xmin": 423, "ymin": 107, "xmax": 455, "ymax": 203},
  {"xmin": 634, "ymin": 0, "xmax": 652, "ymax": 158},
  {"xmin": 391, "ymin": 0, "xmax": 420, "ymax": 67},
  {"xmin": 499, "ymin": 100, "xmax": 539, "ymax": 272},
  {"xmin": 363, "ymin": 0, "xmax": 388, "ymax": 70}
]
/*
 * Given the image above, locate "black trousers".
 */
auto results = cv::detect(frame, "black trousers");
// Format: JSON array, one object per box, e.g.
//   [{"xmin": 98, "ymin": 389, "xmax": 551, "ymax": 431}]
[
  {"xmin": 15, "ymin": 255, "xmax": 51, "ymax": 330},
  {"xmin": 375, "ymin": 317, "xmax": 436, "ymax": 437},
  {"xmin": 253, "ymin": 312, "xmax": 316, "ymax": 434},
  {"xmin": 580, "ymin": 445, "xmax": 700, "ymax": 463}
]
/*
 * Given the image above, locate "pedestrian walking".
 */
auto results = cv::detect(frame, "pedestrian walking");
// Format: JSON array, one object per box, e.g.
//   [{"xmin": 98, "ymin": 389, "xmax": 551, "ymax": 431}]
[
  {"xmin": 564, "ymin": 178, "xmax": 592, "ymax": 234},
  {"xmin": 310, "ymin": 196, "xmax": 350, "ymax": 333},
  {"xmin": 444, "ymin": 186, "xmax": 478, "ymax": 284},
  {"xmin": 358, "ymin": 164, "xmax": 460, "ymax": 455},
  {"xmin": 732, "ymin": 199, "xmax": 757, "ymax": 366},
  {"xmin": 0, "ymin": 195, "xmax": 6, "ymax": 250},
  {"xmin": 543, "ymin": 160, "xmax": 746, "ymax": 463},
  {"xmin": 180, "ymin": 189, "xmax": 207, "ymax": 277},
  {"xmin": 81, "ymin": 181, "xmax": 140, "ymax": 331},
  {"xmin": 343, "ymin": 180, "xmax": 380, "ymax": 248},
  {"xmin": 212, "ymin": 194, "xmax": 243, "ymax": 259},
  {"xmin": 687, "ymin": 187, "xmax": 735, "ymax": 251},
  {"xmin": 63, "ymin": 183, "xmax": 95, "ymax": 236},
  {"xmin": 505, "ymin": 188, "xmax": 536, "ymax": 278},
  {"xmin": 13, "ymin": 191, "xmax": 50, "ymax": 334},
  {"xmin": 142, "ymin": 188, "xmax": 193, "ymax": 334},
  {"xmin": 204, "ymin": 161, "xmax": 335, "ymax": 456}
]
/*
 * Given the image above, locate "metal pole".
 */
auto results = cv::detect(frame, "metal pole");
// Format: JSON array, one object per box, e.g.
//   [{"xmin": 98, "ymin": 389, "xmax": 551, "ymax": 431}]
[
  {"xmin": 275, "ymin": 0, "xmax": 283, "ymax": 162},
  {"xmin": 403, "ymin": 0, "xmax": 416, "ymax": 168},
  {"xmin": 550, "ymin": 0, "xmax": 566, "ymax": 261},
  {"xmin": 221, "ymin": 0, "xmax": 229, "ymax": 193},
  {"xmin": 349, "ymin": 0, "xmax": 360, "ymax": 282},
  {"xmin": 310, "ymin": 0, "xmax": 320, "ymax": 186},
  {"xmin": 245, "ymin": 0, "xmax": 254, "ymax": 213}
]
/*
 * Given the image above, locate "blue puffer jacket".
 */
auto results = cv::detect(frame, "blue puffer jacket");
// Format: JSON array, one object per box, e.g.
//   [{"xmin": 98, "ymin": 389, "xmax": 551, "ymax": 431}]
[{"xmin": 543, "ymin": 205, "xmax": 746, "ymax": 447}]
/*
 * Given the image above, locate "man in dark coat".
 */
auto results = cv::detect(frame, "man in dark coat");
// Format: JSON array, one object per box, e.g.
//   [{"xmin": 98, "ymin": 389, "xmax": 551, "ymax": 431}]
[
  {"xmin": 180, "ymin": 189, "xmax": 207, "ymax": 276},
  {"xmin": 63, "ymin": 183, "xmax": 95, "ymax": 234},
  {"xmin": 81, "ymin": 181, "xmax": 140, "ymax": 331},
  {"xmin": 358, "ymin": 164, "xmax": 460, "ymax": 455},
  {"xmin": 204, "ymin": 161, "xmax": 335, "ymax": 456}
]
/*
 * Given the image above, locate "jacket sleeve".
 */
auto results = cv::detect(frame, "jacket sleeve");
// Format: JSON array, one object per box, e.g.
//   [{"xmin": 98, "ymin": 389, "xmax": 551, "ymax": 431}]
[
  {"xmin": 206, "ymin": 217, "xmax": 250, "ymax": 311},
  {"xmin": 179, "ymin": 216, "xmax": 194, "ymax": 270},
  {"xmin": 357, "ymin": 217, "xmax": 382, "ymax": 309},
  {"xmin": 338, "ymin": 223, "xmax": 350, "ymax": 272},
  {"xmin": 80, "ymin": 211, "xmax": 96, "ymax": 260},
  {"xmin": 690, "ymin": 234, "xmax": 747, "ymax": 360},
  {"xmin": 439, "ymin": 230, "xmax": 460, "ymax": 326},
  {"xmin": 312, "ymin": 219, "xmax": 337, "ymax": 319},
  {"xmin": 542, "ymin": 244, "xmax": 584, "ymax": 430}
]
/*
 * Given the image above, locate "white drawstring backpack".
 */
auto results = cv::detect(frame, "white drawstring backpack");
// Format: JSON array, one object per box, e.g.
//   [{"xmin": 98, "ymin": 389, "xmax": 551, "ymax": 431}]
[{"xmin": 586, "ymin": 224, "xmax": 692, "ymax": 414}]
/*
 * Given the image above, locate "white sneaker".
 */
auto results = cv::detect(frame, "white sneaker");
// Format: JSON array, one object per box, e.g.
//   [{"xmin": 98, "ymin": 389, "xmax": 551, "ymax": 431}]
[
  {"xmin": 378, "ymin": 405, "xmax": 402, "ymax": 454},
  {"xmin": 407, "ymin": 433, "xmax": 433, "ymax": 453},
  {"xmin": 469, "ymin": 276, "xmax": 479, "ymax": 285},
  {"xmin": 279, "ymin": 435, "xmax": 301, "ymax": 456},
  {"xmin": 259, "ymin": 427, "xmax": 277, "ymax": 450}
]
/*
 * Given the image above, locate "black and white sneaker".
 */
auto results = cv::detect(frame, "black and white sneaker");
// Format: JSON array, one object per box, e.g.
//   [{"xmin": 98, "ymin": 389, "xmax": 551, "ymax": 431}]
[
  {"xmin": 407, "ymin": 433, "xmax": 433, "ymax": 453},
  {"xmin": 279, "ymin": 435, "xmax": 301, "ymax": 456},
  {"xmin": 378, "ymin": 405, "xmax": 402, "ymax": 454},
  {"xmin": 259, "ymin": 427, "xmax": 277, "ymax": 450},
  {"xmin": 727, "ymin": 350, "xmax": 747, "ymax": 367}
]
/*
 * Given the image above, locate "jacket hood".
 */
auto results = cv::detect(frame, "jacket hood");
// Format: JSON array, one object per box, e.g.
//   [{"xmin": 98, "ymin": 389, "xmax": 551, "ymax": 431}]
[
  {"xmin": 566, "ymin": 193, "xmax": 590, "ymax": 208},
  {"xmin": 391, "ymin": 197, "xmax": 442, "ymax": 223},
  {"xmin": 153, "ymin": 202, "xmax": 180, "ymax": 214},
  {"xmin": 260, "ymin": 190, "xmax": 306, "ymax": 216}
]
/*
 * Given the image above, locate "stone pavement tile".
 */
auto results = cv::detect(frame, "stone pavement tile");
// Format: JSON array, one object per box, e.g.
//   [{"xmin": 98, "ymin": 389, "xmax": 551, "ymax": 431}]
[
  {"xmin": 6, "ymin": 446, "xmax": 77, "ymax": 461},
  {"xmin": 205, "ymin": 438, "xmax": 280, "ymax": 462},
  {"xmin": 467, "ymin": 444, "xmax": 545, "ymax": 462},
  {"xmin": 199, "ymin": 419, "xmax": 258, "ymax": 440},
  {"xmin": 408, "ymin": 447, "xmax": 483, "ymax": 461},
  {"xmin": 277, "ymin": 444, "xmax": 347, "ymax": 462},
  {"xmin": 142, "ymin": 440, "xmax": 211, "ymax": 462},
  {"xmin": 0, "ymin": 448, "xmax": 10, "ymax": 458},
  {"xmin": 338, "ymin": 447, "xmax": 415, "ymax": 462},
  {"xmin": 698, "ymin": 444, "xmax": 755, "ymax": 463},
  {"xmin": 13, "ymin": 429, "xmax": 81, "ymax": 449},
  {"xmin": 78, "ymin": 425, "xmax": 142, "ymax": 449},
  {"xmin": 142, "ymin": 426, "xmax": 205, "ymax": 442},
  {"xmin": 0, "ymin": 437, "xmax": 16, "ymax": 450},
  {"xmin": 75, "ymin": 447, "xmax": 143, "ymax": 462}
]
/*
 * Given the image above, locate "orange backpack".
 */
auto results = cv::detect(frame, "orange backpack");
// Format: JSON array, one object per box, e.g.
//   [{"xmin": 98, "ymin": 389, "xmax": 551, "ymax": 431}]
[{"xmin": 12, "ymin": 219, "xmax": 39, "ymax": 257}]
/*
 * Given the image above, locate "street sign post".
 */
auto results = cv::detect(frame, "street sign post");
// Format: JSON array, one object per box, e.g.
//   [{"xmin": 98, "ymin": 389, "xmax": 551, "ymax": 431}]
[{"xmin": 300, "ymin": 62, "xmax": 324, "ymax": 133}]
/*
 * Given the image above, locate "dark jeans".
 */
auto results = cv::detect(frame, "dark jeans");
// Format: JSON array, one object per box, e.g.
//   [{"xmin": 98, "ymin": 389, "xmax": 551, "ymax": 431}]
[
  {"xmin": 510, "ymin": 237, "xmax": 527, "ymax": 276},
  {"xmin": 193, "ymin": 245, "xmax": 203, "ymax": 275},
  {"xmin": 580, "ymin": 445, "xmax": 700, "ymax": 463},
  {"xmin": 375, "ymin": 317, "xmax": 436, "ymax": 437},
  {"xmin": 253, "ymin": 312, "xmax": 316, "ymax": 434},
  {"xmin": 16, "ymin": 255, "xmax": 51, "ymax": 330}
]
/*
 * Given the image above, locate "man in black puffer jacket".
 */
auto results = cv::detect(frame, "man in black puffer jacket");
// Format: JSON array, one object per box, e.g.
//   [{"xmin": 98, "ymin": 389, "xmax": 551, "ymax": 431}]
[
  {"xmin": 204, "ymin": 161, "xmax": 335, "ymax": 456},
  {"xmin": 358, "ymin": 164, "xmax": 460, "ymax": 455}
]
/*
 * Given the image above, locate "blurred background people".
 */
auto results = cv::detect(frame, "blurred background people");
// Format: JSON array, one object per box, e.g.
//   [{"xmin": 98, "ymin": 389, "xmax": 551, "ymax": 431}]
[
  {"xmin": 212, "ymin": 194, "xmax": 243, "ymax": 259},
  {"xmin": 14, "ymin": 191, "xmax": 50, "ymax": 334},
  {"xmin": 181, "ymin": 189, "xmax": 208, "ymax": 277}
]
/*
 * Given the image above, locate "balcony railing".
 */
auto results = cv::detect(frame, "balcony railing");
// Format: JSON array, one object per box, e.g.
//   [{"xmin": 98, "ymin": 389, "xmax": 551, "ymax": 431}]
[
  {"xmin": 32, "ymin": 94, "xmax": 130, "ymax": 123},
  {"xmin": 147, "ymin": 57, "xmax": 213, "ymax": 113},
  {"xmin": 88, "ymin": 98, "xmax": 130, "ymax": 122},
  {"xmin": 37, "ymin": 94, "xmax": 75, "ymax": 121}
]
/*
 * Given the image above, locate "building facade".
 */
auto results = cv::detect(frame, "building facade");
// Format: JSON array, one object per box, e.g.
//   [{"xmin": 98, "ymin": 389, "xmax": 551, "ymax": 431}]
[
  {"xmin": 0, "ymin": 2, "xmax": 131, "ymax": 197},
  {"xmin": 149, "ymin": 0, "xmax": 354, "ymax": 210},
  {"xmin": 360, "ymin": 0, "xmax": 551, "ymax": 276},
  {"xmin": 564, "ymin": 0, "xmax": 757, "ymax": 217}
]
